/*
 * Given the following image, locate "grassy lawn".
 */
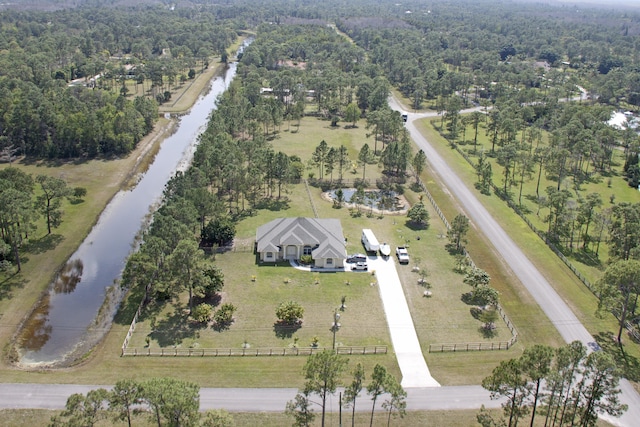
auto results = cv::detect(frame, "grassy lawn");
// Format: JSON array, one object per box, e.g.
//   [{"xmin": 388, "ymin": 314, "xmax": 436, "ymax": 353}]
[
  {"xmin": 0, "ymin": 407, "xmax": 617, "ymax": 427},
  {"xmin": 413, "ymin": 116, "xmax": 640, "ymax": 387},
  {"xmin": 117, "ymin": 115, "xmax": 560, "ymax": 387},
  {"xmin": 0, "ymin": 54, "xmax": 229, "ymax": 371}
]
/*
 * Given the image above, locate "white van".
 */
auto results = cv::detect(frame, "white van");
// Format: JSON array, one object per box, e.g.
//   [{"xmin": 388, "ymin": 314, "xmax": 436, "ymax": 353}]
[{"xmin": 361, "ymin": 229, "xmax": 380, "ymax": 252}]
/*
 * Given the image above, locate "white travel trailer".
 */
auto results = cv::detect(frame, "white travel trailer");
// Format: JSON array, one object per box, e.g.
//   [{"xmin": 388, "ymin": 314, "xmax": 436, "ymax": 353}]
[{"xmin": 361, "ymin": 228, "xmax": 380, "ymax": 252}]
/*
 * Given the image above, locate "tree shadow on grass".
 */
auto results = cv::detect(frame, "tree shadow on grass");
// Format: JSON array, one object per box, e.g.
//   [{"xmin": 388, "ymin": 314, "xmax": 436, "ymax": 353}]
[
  {"xmin": 404, "ymin": 220, "xmax": 428, "ymax": 231},
  {"xmin": 149, "ymin": 303, "xmax": 204, "ymax": 347},
  {"xmin": 564, "ymin": 248, "xmax": 603, "ymax": 268},
  {"xmin": 273, "ymin": 321, "xmax": 301, "ymax": 339},
  {"xmin": 23, "ymin": 234, "xmax": 64, "ymax": 254},
  {"xmin": 0, "ymin": 273, "xmax": 27, "ymax": 301},
  {"xmin": 594, "ymin": 331, "xmax": 640, "ymax": 382},
  {"xmin": 192, "ymin": 294, "xmax": 221, "ymax": 308},
  {"xmin": 254, "ymin": 197, "xmax": 290, "ymax": 211},
  {"xmin": 479, "ymin": 324, "xmax": 498, "ymax": 339}
]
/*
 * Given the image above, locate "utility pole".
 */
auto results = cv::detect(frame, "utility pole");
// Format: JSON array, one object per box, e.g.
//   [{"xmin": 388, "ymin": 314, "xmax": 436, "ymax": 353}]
[{"xmin": 332, "ymin": 308, "xmax": 341, "ymax": 350}]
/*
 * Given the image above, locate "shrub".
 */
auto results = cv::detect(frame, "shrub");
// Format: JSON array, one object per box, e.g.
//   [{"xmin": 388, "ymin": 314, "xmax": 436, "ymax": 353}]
[
  {"xmin": 213, "ymin": 303, "xmax": 237, "ymax": 326},
  {"xmin": 276, "ymin": 301, "xmax": 304, "ymax": 325},
  {"xmin": 192, "ymin": 303, "xmax": 213, "ymax": 324}
]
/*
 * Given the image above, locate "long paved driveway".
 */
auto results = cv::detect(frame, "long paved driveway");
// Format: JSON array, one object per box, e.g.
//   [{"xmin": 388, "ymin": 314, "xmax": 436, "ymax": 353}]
[
  {"xmin": 391, "ymin": 96, "xmax": 640, "ymax": 427},
  {"xmin": 368, "ymin": 255, "xmax": 440, "ymax": 388}
]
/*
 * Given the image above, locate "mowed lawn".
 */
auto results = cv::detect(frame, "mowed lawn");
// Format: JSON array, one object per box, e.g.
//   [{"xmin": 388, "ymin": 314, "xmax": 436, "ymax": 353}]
[{"xmin": 127, "ymin": 115, "xmax": 537, "ymax": 386}]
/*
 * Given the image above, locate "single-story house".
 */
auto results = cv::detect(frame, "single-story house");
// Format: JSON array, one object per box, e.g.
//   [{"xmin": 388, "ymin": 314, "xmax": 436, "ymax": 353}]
[{"xmin": 256, "ymin": 217, "xmax": 346, "ymax": 268}]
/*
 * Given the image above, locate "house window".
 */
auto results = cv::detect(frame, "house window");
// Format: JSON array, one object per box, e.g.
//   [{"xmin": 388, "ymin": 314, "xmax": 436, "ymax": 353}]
[
  {"xmin": 303, "ymin": 246, "xmax": 312, "ymax": 256},
  {"xmin": 326, "ymin": 258, "xmax": 333, "ymax": 265},
  {"xmin": 266, "ymin": 252, "xmax": 273, "ymax": 259}
]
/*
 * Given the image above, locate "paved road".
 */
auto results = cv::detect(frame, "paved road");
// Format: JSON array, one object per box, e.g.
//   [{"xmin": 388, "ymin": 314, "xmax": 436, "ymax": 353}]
[
  {"xmin": 389, "ymin": 95, "xmax": 640, "ymax": 427},
  {"xmin": 0, "ymin": 383, "xmax": 502, "ymax": 412},
  {"xmin": 369, "ymin": 255, "xmax": 440, "ymax": 388}
]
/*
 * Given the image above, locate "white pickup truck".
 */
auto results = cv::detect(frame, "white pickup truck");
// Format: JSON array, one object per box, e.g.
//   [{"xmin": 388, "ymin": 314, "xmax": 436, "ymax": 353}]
[{"xmin": 396, "ymin": 246, "xmax": 409, "ymax": 264}]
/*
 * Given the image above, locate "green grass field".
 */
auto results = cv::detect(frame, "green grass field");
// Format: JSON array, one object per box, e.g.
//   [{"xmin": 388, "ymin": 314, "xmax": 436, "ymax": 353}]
[
  {"xmin": 411, "ymin": 115, "xmax": 640, "ymax": 389},
  {"xmin": 118, "ymin": 114, "xmax": 565, "ymax": 387}
]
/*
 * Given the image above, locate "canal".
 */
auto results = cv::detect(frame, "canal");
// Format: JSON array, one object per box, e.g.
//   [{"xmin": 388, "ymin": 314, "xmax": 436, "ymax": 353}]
[{"xmin": 17, "ymin": 54, "xmax": 243, "ymax": 366}]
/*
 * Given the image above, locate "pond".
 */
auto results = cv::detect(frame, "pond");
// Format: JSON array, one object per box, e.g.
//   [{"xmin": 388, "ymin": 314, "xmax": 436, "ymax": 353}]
[{"xmin": 326, "ymin": 188, "xmax": 408, "ymax": 212}]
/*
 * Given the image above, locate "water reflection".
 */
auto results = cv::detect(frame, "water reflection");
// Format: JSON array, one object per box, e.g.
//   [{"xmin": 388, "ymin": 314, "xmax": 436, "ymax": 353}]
[
  {"xmin": 53, "ymin": 259, "xmax": 84, "ymax": 294},
  {"xmin": 16, "ymin": 44, "xmax": 248, "ymax": 365},
  {"xmin": 19, "ymin": 294, "xmax": 52, "ymax": 352}
]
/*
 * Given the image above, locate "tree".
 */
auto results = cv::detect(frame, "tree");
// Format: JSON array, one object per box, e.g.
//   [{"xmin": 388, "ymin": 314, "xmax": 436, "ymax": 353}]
[
  {"xmin": 367, "ymin": 364, "xmax": 388, "ymax": 427},
  {"xmin": 168, "ymin": 239, "xmax": 205, "ymax": 314},
  {"xmin": 344, "ymin": 102, "xmax": 360, "ymax": 127},
  {"xmin": 301, "ymin": 350, "xmax": 348, "ymax": 427},
  {"xmin": 312, "ymin": 140, "xmax": 329, "ymax": 180},
  {"xmin": 464, "ymin": 267, "xmax": 491, "ymax": 288},
  {"xmin": 337, "ymin": 145, "xmax": 349, "ymax": 182},
  {"xmin": 447, "ymin": 214, "xmax": 470, "ymax": 253},
  {"xmin": 472, "ymin": 285, "xmax": 499, "ymax": 307},
  {"xmin": 325, "ymin": 147, "xmax": 337, "ymax": 183},
  {"xmin": 482, "ymin": 358, "xmax": 530, "ymax": 427},
  {"xmin": 577, "ymin": 193, "xmax": 602, "ymax": 250},
  {"xmin": 108, "ymin": 379, "xmax": 144, "ymax": 427},
  {"xmin": 358, "ymin": 143, "xmax": 374, "ymax": 181},
  {"xmin": 608, "ymin": 202, "xmax": 640, "ymax": 261},
  {"xmin": 521, "ymin": 345, "xmax": 554, "ymax": 427},
  {"xmin": 406, "ymin": 200, "xmax": 430, "ymax": 228},
  {"xmin": 475, "ymin": 154, "xmax": 493, "ymax": 195},
  {"xmin": 51, "ymin": 388, "xmax": 109, "ymax": 427},
  {"xmin": 470, "ymin": 111, "xmax": 484, "ymax": 152},
  {"xmin": 143, "ymin": 377, "xmax": 200, "ymax": 427},
  {"xmin": 596, "ymin": 259, "xmax": 640, "ymax": 343},
  {"xmin": 276, "ymin": 300, "xmax": 304, "ymax": 325},
  {"xmin": 36, "ymin": 174, "xmax": 71, "ymax": 234},
  {"xmin": 197, "ymin": 266, "xmax": 224, "ymax": 299},
  {"xmin": 200, "ymin": 409, "xmax": 234, "ymax": 427},
  {"xmin": 545, "ymin": 341, "xmax": 587, "ymax": 427},
  {"xmin": 412, "ymin": 150, "xmax": 427, "ymax": 184},
  {"xmin": 202, "ymin": 217, "xmax": 236, "ymax": 246},
  {"xmin": 285, "ymin": 391, "xmax": 316, "ymax": 427},
  {"xmin": 382, "ymin": 374, "xmax": 407, "ymax": 426},
  {"xmin": 0, "ymin": 187, "xmax": 37, "ymax": 272},
  {"xmin": 343, "ymin": 363, "xmax": 365, "ymax": 427},
  {"xmin": 574, "ymin": 351, "xmax": 627, "ymax": 427}
]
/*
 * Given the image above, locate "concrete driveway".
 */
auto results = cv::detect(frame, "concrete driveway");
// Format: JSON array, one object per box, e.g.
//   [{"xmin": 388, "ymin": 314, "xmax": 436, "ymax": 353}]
[{"xmin": 369, "ymin": 255, "xmax": 440, "ymax": 388}]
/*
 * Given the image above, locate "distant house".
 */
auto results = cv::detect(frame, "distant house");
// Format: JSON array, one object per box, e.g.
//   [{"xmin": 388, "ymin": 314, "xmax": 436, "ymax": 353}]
[{"xmin": 256, "ymin": 217, "xmax": 346, "ymax": 268}]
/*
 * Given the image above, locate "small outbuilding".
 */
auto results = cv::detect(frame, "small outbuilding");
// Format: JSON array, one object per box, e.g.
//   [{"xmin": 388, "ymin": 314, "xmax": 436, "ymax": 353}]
[{"xmin": 256, "ymin": 217, "xmax": 346, "ymax": 268}]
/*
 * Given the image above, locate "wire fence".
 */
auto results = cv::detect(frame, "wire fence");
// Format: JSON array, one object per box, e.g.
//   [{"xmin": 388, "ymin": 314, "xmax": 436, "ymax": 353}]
[
  {"xmin": 419, "ymin": 181, "xmax": 519, "ymax": 352},
  {"xmin": 446, "ymin": 137, "xmax": 640, "ymax": 343},
  {"xmin": 122, "ymin": 345, "xmax": 387, "ymax": 357}
]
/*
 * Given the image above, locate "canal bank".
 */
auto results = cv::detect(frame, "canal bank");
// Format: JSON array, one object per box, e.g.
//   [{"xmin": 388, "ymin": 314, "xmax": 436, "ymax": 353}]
[{"xmin": 7, "ymin": 42, "xmax": 249, "ymax": 369}]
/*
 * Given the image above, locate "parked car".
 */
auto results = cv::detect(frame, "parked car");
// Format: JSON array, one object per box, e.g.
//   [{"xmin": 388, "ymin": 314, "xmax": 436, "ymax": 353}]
[
  {"xmin": 347, "ymin": 254, "xmax": 367, "ymax": 263},
  {"xmin": 396, "ymin": 246, "xmax": 410, "ymax": 264},
  {"xmin": 352, "ymin": 261, "xmax": 368, "ymax": 271}
]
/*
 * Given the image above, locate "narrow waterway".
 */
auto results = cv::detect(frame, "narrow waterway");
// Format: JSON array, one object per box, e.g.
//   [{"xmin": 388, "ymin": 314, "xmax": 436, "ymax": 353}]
[{"xmin": 17, "ymin": 56, "xmax": 242, "ymax": 366}]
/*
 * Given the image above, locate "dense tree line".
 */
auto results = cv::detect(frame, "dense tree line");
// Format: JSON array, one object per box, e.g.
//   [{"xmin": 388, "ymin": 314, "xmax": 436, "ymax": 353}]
[
  {"xmin": 0, "ymin": 168, "xmax": 83, "ymax": 272},
  {"xmin": 338, "ymin": 0, "xmax": 640, "ymax": 110},
  {"xmin": 286, "ymin": 350, "xmax": 406, "ymax": 427},
  {"xmin": 50, "ymin": 377, "xmax": 233, "ymax": 427},
  {"xmin": 480, "ymin": 341, "xmax": 626, "ymax": 427},
  {"xmin": 0, "ymin": 5, "xmax": 239, "ymax": 158}
]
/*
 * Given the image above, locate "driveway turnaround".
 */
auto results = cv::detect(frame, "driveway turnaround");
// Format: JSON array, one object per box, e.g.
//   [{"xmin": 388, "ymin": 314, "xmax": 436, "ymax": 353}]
[{"xmin": 369, "ymin": 255, "xmax": 440, "ymax": 388}]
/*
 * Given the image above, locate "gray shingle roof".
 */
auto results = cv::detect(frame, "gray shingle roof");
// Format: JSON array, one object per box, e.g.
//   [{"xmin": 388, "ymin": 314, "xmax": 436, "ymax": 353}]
[{"xmin": 256, "ymin": 217, "xmax": 346, "ymax": 258}]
